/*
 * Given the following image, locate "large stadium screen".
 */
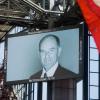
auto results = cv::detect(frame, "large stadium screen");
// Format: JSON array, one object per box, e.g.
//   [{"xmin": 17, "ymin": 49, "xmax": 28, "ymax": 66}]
[{"xmin": 6, "ymin": 25, "xmax": 84, "ymax": 83}]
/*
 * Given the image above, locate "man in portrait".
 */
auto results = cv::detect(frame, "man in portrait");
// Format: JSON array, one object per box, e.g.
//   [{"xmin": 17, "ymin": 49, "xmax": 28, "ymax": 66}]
[{"xmin": 30, "ymin": 34, "xmax": 76, "ymax": 79}]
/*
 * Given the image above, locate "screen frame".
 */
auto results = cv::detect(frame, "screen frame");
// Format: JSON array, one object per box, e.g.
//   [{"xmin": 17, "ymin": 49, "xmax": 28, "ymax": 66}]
[{"xmin": 5, "ymin": 23, "xmax": 85, "ymax": 84}]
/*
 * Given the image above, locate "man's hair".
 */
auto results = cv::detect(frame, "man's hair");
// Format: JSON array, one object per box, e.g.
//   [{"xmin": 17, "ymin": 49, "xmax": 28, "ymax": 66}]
[{"xmin": 39, "ymin": 34, "xmax": 60, "ymax": 50}]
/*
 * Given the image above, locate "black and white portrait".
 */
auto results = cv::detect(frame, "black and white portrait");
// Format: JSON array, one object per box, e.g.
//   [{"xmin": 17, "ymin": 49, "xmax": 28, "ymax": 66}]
[
  {"xmin": 30, "ymin": 34, "xmax": 77, "ymax": 79},
  {"xmin": 7, "ymin": 28, "xmax": 81, "ymax": 82}
]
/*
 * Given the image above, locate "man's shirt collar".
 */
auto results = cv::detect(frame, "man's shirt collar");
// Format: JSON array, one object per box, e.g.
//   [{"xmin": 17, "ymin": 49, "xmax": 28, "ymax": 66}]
[{"xmin": 41, "ymin": 62, "xmax": 58, "ymax": 78}]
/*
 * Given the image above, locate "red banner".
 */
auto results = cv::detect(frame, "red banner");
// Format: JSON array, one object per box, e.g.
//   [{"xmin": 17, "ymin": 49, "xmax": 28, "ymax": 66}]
[{"xmin": 77, "ymin": 0, "xmax": 100, "ymax": 53}]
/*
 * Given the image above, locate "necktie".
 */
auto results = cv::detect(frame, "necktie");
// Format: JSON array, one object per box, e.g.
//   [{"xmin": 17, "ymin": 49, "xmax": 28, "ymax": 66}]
[{"xmin": 44, "ymin": 72, "xmax": 47, "ymax": 78}]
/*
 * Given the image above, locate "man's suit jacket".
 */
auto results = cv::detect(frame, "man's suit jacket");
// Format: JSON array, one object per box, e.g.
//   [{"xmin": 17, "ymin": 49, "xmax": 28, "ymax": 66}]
[{"xmin": 29, "ymin": 65, "xmax": 77, "ymax": 80}]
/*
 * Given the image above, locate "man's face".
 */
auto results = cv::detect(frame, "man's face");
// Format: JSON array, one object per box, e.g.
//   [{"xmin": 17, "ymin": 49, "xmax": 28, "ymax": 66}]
[{"xmin": 39, "ymin": 37, "xmax": 61, "ymax": 71}]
